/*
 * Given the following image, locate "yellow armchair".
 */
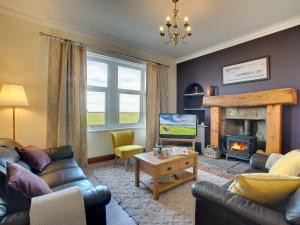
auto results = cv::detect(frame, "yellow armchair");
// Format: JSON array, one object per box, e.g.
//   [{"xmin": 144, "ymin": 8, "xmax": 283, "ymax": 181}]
[{"xmin": 110, "ymin": 130, "xmax": 144, "ymax": 170}]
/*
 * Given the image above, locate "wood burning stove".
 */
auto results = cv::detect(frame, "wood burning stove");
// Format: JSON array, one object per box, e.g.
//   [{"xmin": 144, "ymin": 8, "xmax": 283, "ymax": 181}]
[{"xmin": 225, "ymin": 135, "xmax": 257, "ymax": 161}]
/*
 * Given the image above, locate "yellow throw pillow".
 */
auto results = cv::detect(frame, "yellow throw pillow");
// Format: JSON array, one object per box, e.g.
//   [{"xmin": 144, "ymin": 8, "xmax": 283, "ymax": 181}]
[
  {"xmin": 228, "ymin": 173, "xmax": 300, "ymax": 206},
  {"xmin": 269, "ymin": 150, "xmax": 300, "ymax": 176}
]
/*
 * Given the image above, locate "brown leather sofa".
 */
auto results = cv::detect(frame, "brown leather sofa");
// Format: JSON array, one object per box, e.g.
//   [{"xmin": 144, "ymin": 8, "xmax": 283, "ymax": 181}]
[
  {"xmin": 0, "ymin": 138, "xmax": 111, "ymax": 225},
  {"xmin": 192, "ymin": 153, "xmax": 300, "ymax": 225}
]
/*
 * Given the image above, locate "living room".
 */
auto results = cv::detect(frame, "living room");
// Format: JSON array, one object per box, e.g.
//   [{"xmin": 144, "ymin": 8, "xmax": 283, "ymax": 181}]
[{"xmin": 0, "ymin": 1, "xmax": 300, "ymax": 225}]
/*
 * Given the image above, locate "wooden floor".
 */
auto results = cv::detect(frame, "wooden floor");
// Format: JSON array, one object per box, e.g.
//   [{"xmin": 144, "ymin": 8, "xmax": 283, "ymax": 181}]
[{"xmin": 87, "ymin": 160, "xmax": 136, "ymax": 225}]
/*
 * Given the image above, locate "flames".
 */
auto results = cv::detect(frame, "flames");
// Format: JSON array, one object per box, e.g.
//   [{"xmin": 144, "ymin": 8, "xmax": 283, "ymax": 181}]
[{"xmin": 230, "ymin": 142, "xmax": 247, "ymax": 151}]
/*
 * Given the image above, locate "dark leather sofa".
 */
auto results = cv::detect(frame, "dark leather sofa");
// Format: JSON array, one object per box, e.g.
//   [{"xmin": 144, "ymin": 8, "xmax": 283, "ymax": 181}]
[
  {"xmin": 192, "ymin": 153, "xmax": 299, "ymax": 225},
  {"xmin": 0, "ymin": 138, "xmax": 111, "ymax": 225}
]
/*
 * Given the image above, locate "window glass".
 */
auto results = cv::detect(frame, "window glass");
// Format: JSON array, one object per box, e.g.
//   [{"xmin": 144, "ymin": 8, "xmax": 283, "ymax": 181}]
[
  {"xmin": 87, "ymin": 60, "xmax": 108, "ymax": 87},
  {"xmin": 86, "ymin": 53, "xmax": 145, "ymax": 129},
  {"xmin": 87, "ymin": 91, "xmax": 105, "ymax": 126},
  {"xmin": 118, "ymin": 66, "xmax": 141, "ymax": 91},
  {"xmin": 119, "ymin": 94, "xmax": 140, "ymax": 124}
]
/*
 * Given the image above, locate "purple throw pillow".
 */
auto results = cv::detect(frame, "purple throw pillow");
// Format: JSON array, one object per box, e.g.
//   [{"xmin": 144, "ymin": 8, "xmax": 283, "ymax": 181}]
[
  {"xmin": 17, "ymin": 145, "xmax": 51, "ymax": 172},
  {"xmin": 7, "ymin": 162, "xmax": 52, "ymax": 198}
]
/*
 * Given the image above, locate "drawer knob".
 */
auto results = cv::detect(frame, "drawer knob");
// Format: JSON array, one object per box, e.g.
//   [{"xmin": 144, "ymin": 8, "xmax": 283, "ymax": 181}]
[
  {"xmin": 185, "ymin": 161, "xmax": 189, "ymax": 165},
  {"xmin": 167, "ymin": 167, "xmax": 172, "ymax": 171}
]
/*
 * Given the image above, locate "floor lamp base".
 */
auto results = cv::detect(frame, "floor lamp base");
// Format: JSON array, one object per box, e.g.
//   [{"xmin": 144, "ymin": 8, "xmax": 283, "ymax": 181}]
[{"xmin": 12, "ymin": 107, "xmax": 16, "ymax": 140}]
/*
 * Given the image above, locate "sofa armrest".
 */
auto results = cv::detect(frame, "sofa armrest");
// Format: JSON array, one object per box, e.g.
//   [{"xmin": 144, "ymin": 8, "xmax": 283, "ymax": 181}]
[
  {"xmin": 0, "ymin": 211, "xmax": 29, "ymax": 225},
  {"xmin": 192, "ymin": 181, "xmax": 288, "ymax": 225},
  {"xmin": 44, "ymin": 145, "xmax": 74, "ymax": 161},
  {"xmin": 82, "ymin": 185, "xmax": 111, "ymax": 209},
  {"xmin": 249, "ymin": 153, "xmax": 269, "ymax": 172}
]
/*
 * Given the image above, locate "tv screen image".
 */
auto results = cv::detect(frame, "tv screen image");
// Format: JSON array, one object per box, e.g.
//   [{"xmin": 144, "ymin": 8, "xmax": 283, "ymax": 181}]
[{"xmin": 159, "ymin": 114, "xmax": 197, "ymax": 138}]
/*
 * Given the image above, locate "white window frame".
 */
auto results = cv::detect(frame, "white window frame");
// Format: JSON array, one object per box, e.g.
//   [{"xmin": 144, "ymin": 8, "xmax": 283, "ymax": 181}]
[{"xmin": 87, "ymin": 52, "xmax": 146, "ymax": 131}]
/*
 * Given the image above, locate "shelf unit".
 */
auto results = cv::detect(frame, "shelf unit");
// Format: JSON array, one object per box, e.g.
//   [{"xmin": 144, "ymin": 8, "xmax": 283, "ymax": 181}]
[
  {"xmin": 183, "ymin": 108, "xmax": 206, "ymax": 111},
  {"xmin": 184, "ymin": 93, "xmax": 204, "ymax": 97},
  {"xmin": 182, "ymin": 83, "xmax": 207, "ymax": 150},
  {"xmin": 183, "ymin": 83, "xmax": 205, "ymax": 123},
  {"xmin": 140, "ymin": 171, "xmax": 195, "ymax": 195}
]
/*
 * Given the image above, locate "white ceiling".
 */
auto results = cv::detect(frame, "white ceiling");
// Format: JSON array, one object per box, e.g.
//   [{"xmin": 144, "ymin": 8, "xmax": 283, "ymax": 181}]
[{"xmin": 1, "ymin": 0, "xmax": 300, "ymax": 61}]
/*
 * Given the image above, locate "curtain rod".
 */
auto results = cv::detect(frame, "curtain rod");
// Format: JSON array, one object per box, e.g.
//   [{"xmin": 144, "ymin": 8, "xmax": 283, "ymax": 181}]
[{"xmin": 39, "ymin": 32, "xmax": 169, "ymax": 68}]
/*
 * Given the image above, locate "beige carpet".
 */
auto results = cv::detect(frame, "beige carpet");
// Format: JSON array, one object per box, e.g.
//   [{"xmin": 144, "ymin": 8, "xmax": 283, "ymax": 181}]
[{"xmin": 93, "ymin": 163, "xmax": 233, "ymax": 225}]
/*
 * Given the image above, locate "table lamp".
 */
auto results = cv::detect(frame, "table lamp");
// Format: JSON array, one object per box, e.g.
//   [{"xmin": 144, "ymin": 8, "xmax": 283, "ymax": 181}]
[{"xmin": 0, "ymin": 84, "xmax": 29, "ymax": 140}]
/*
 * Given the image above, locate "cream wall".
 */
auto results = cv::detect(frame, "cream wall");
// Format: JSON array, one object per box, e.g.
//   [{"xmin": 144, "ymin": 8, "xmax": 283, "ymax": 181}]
[{"xmin": 0, "ymin": 13, "xmax": 177, "ymax": 158}]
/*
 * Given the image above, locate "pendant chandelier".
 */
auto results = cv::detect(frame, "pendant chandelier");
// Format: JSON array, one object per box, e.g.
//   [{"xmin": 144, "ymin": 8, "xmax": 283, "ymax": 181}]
[{"xmin": 159, "ymin": 0, "xmax": 192, "ymax": 46}]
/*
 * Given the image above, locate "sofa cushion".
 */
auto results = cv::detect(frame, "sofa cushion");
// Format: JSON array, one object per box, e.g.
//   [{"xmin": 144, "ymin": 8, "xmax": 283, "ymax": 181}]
[
  {"xmin": 17, "ymin": 146, "xmax": 51, "ymax": 172},
  {"xmin": 15, "ymin": 160, "xmax": 32, "ymax": 172},
  {"xmin": 269, "ymin": 150, "xmax": 300, "ymax": 176},
  {"xmin": 249, "ymin": 153, "xmax": 269, "ymax": 172},
  {"xmin": 228, "ymin": 173, "xmax": 300, "ymax": 206},
  {"xmin": 0, "ymin": 139, "xmax": 22, "ymax": 149},
  {"xmin": 45, "ymin": 146, "xmax": 74, "ymax": 161},
  {"xmin": 38, "ymin": 159, "xmax": 78, "ymax": 176},
  {"xmin": 0, "ymin": 197, "xmax": 7, "ymax": 219},
  {"xmin": 286, "ymin": 188, "xmax": 300, "ymax": 225},
  {"xmin": 7, "ymin": 162, "xmax": 52, "ymax": 198},
  {"xmin": 52, "ymin": 179, "xmax": 93, "ymax": 193},
  {"xmin": 0, "ymin": 171, "xmax": 30, "ymax": 217},
  {"xmin": 114, "ymin": 145, "xmax": 144, "ymax": 158},
  {"xmin": 39, "ymin": 167, "xmax": 87, "ymax": 188},
  {"xmin": 193, "ymin": 181, "xmax": 289, "ymax": 225},
  {"xmin": 0, "ymin": 147, "xmax": 20, "ymax": 175}
]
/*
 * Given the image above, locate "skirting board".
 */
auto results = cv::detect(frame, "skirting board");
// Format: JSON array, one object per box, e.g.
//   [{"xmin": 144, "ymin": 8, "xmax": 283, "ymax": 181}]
[{"xmin": 88, "ymin": 154, "xmax": 115, "ymax": 164}]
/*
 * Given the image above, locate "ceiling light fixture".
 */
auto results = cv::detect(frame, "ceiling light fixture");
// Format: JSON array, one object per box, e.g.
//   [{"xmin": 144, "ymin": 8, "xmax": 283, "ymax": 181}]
[{"xmin": 159, "ymin": 0, "xmax": 192, "ymax": 46}]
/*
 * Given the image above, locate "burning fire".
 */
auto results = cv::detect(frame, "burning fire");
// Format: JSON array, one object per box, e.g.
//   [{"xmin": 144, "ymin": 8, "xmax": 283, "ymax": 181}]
[{"xmin": 231, "ymin": 142, "xmax": 247, "ymax": 151}]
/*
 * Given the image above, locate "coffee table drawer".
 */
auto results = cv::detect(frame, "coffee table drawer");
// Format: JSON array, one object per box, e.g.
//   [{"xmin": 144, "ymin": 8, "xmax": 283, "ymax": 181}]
[
  {"xmin": 179, "ymin": 157, "xmax": 194, "ymax": 169},
  {"xmin": 159, "ymin": 162, "xmax": 179, "ymax": 176}
]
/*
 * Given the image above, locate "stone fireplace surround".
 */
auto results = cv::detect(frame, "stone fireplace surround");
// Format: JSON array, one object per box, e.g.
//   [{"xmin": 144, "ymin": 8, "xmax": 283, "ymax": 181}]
[
  {"xmin": 203, "ymin": 88, "xmax": 297, "ymax": 155},
  {"xmin": 222, "ymin": 107, "xmax": 266, "ymax": 150}
]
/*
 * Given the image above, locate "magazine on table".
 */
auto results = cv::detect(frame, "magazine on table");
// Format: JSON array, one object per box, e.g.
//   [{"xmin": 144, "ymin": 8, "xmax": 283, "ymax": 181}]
[
  {"xmin": 159, "ymin": 174, "xmax": 181, "ymax": 183},
  {"xmin": 168, "ymin": 147, "xmax": 189, "ymax": 156}
]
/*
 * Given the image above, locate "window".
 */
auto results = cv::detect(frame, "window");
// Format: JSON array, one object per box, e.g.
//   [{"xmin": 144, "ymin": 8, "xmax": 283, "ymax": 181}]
[{"xmin": 87, "ymin": 52, "xmax": 145, "ymax": 130}]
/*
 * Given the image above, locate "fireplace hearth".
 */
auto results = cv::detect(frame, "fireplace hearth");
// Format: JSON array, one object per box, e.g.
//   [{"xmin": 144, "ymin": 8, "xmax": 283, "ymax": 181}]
[{"xmin": 226, "ymin": 135, "xmax": 257, "ymax": 161}]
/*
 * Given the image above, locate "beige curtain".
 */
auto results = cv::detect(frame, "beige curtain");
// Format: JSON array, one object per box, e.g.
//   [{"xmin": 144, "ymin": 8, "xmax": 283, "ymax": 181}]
[
  {"xmin": 146, "ymin": 63, "xmax": 169, "ymax": 151},
  {"xmin": 46, "ymin": 39, "xmax": 87, "ymax": 167}
]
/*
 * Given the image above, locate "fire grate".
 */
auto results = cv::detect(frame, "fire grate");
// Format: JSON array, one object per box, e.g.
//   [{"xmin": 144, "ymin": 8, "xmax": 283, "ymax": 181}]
[{"xmin": 225, "ymin": 135, "xmax": 257, "ymax": 161}]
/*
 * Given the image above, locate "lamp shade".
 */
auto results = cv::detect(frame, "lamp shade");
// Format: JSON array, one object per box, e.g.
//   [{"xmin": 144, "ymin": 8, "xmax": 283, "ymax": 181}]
[{"xmin": 0, "ymin": 84, "xmax": 29, "ymax": 107}]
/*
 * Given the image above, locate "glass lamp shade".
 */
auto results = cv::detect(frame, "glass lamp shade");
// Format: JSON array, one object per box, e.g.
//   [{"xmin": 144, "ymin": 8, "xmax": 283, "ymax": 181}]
[{"xmin": 0, "ymin": 84, "xmax": 29, "ymax": 107}]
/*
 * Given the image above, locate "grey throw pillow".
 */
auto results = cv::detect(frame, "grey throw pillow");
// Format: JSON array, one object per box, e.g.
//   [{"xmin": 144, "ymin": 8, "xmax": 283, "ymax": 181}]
[{"xmin": 265, "ymin": 153, "xmax": 283, "ymax": 170}]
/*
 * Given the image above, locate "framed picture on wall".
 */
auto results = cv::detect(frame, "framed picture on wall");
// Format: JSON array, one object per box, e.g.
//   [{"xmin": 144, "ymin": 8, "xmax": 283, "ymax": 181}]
[{"xmin": 222, "ymin": 56, "xmax": 270, "ymax": 85}]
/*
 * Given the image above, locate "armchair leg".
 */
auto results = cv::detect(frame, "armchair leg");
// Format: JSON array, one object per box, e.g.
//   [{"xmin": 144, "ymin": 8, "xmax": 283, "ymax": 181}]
[
  {"xmin": 125, "ymin": 158, "xmax": 128, "ymax": 171},
  {"xmin": 114, "ymin": 155, "xmax": 118, "ymax": 165}
]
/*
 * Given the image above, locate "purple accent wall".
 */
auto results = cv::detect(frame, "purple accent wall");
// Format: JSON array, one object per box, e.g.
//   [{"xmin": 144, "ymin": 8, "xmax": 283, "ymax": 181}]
[{"xmin": 177, "ymin": 25, "xmax": 300, "ymax": 153}]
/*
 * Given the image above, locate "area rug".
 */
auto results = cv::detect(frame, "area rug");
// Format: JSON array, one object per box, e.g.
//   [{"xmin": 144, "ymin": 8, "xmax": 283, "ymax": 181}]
[{"xmin": 94, "ymin": 164, "xmax": 233, "ymax": 225}]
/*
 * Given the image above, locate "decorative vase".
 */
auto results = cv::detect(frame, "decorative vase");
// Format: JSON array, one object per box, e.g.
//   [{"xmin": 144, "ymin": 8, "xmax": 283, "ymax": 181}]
[{"xmin": 204, "ymin": 85, "xmax": 213, "ymax": 96}]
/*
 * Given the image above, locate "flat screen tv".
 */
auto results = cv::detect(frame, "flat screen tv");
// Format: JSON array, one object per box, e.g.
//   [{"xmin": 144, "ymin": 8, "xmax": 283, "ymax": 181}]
[{"xmin": 159, "ymin": 114, "xmax": 197, "ymax": 139}]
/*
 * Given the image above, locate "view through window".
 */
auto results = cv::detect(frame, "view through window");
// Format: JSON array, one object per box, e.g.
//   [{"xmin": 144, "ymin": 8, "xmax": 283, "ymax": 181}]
[{"xmin": 87, "ymin": 53, "xmax": 145, "ymax": 129}]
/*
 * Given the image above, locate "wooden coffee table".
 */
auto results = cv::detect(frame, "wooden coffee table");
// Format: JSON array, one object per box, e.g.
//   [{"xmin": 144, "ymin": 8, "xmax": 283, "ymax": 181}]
[{"xmin": 134, "ymin": 151, "xmax": 198, "ymax": 200}]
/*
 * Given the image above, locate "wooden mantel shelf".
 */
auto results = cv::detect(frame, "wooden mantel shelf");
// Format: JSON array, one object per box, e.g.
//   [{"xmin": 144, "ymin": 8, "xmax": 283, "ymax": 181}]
[
  {"xmin": 203, "ymin": 88, "xmax": 298, "ymax": 155},
  {"xmin": 203, "ymin": 88, "xmax": 297, "ymax": 107}
]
